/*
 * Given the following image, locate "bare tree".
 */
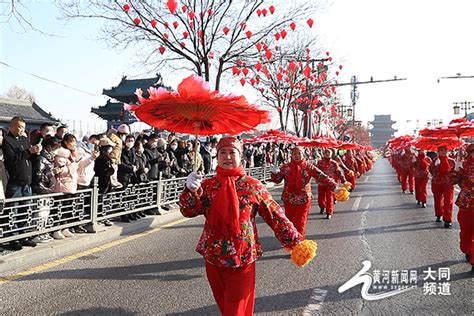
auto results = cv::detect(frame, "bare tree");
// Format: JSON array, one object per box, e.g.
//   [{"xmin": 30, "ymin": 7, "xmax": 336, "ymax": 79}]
[
  {"xmin": 57, "ymin": 0, "xmax": 319, "ymax": 90},
  {"xmin": 1, "ymin": 0, "xmax": 55, "ymax": 34},
  {"xmin": 5, "ymin": 85, "xmax": 37, "ymax": 103}
]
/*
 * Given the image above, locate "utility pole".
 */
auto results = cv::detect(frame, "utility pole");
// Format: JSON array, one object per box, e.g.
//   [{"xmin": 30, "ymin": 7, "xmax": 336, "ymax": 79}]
[{"xmin": 333, "ymin": 75, "xmax": 407, "ymax": 141}]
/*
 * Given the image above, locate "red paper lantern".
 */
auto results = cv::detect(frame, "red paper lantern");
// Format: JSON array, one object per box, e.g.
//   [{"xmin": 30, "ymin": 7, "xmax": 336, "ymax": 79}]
[
  {"xmin": 290, "ymin": 22, "xmax": 296, "ymax": 31},
  {"xmin": 180, "ymin": 42, "xmax": 186, "ymax": 48},
  {"xmin": 256, "ymin": 42, "xmax": 262, "ymax": 51},
  {"xmin": 336, "ymin": 71, "xmax": 339, "ymax": 76},
  {"xmin": 269, "ymin": 5, "xmax": 275, "ymax": 14},
  {"xmin": 223, "ymin": 26, "xmax": 230, "ymax": 35},
  {"xmin": 163, "ymin": 33, "xmax": 169, "ymax": 39},
  {"xmin": 280, "ymin": 29, "xmax": 287, "ymax": 39},
  {"xmin": 167, "ymin": 0, "xmax": 178, "ymax": 14},
  {"xmin": 339, "ymin": 65, "xmax": 343, "ymax": 70},
  {"xmin": 277, "ymin": 73, "xmax": 283, "ymax": 81},
  {"xmin": 255, "ymin": 63, "xmax": 263, "ymax": 71},
  {"xmin": 240, "ymin": 78, "xmax": 246, "ymax": 86},
  {"xmin": 164, "ymin": 22, "xmax": 169, "ymax": 29},
  {"xmin": 257, "ymin": 9, "xmax": 262, "ymax": 17},
  {"xmin": 123, "ymin": 4, "xmax": 130, "ymax": 12},
  {"xmin": 159, "ymin": 46, "xmax": 166, "ymax": 54},
  {"xmin": 133, "ymin": 18, "xmax": 141, "ymax": 25},
  {"xmin": 182, "ymin": 5, "xmax": 187, "ymax": 12},
  {"xmin": 150, "ymin": 20, "xmax": 157, "ymax": 28},
  {"xmin": 303, "ymin": 66, "xmax": 312, "ymax": 78},
  {"xmin": 246, "ymin": 31, "xmax": 252, "ymax": 39},
  {"xmin": 307, "ymin": 18, "xmax": 314, "ymax": 28},
  {"xmin": 208, "ymin": 9, "xmax": 213, "ymax": 16},
  {"xmin": 265, "ymin": 50, "xmax": 273, "ymax": 60},
  {"xmin": 262, "ymin": 8, "xmax": 267, "ymax": 16},
  {"xmin": 288, "ymin": 61, "xmax": 297, "ymax": 72},
  {"xmin": 173, "ymin": 21, "xmax": 179, "ymax": 29},
  {"xmin": 232, "ymin": 67, "xmax": 241, "ymax": 75},
  {"xmin": 274, "ymin": 33, "xmax": 281, "ymax": 41},
  {"xmin": 242, "ymin": 68, "xmax": 249, "ymax": 76},
  {"xmin": 183, "ymin": 31, "xmax": 189, "ymax": 39},
  {"xmin": 188, "ymin": 11, "xmax": 196, "ymax": 19}
]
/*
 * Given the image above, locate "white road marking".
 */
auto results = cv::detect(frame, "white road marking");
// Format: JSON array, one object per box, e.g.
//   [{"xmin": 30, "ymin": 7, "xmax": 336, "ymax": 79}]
[
  {"xmin": 353, "ymin": 196, "xmax": 362, "ymax": 211},
  {"xmin": 302, "ymin": 288, "xmax": 328, "ymax": 315}
]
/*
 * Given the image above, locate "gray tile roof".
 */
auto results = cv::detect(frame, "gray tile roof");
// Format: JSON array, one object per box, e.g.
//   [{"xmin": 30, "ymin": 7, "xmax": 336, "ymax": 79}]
[{"xmin": 0, "ymin": 97, "xmax": 59, "ymax": 124}]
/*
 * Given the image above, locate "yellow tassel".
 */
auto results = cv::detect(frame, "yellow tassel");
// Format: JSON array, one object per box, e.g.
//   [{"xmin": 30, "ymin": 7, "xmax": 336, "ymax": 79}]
[{"xmin": 291, "ymin": 240, "xmax": 317, "ymax": 267}]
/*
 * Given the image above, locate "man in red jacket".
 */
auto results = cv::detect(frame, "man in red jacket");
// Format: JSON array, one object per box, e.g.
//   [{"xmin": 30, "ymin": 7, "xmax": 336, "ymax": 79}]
[
  {"xmin": 429, "ymin": 146, "xmax": 455, "ymax": 228},
  {"xmin": 317, "ymin": 149, "xmax": 347, "ymax": 219}
]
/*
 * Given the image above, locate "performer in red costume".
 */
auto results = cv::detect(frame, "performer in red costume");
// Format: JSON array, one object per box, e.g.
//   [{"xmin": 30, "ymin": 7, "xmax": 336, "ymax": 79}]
[
  {"xmin": 342, "ymin": 150, "xmax": 358, "ymax": 191},
  {"xmin": 399, "ymin": 147, "xmax": 416, "ymax": 194},
  {"xmin": 455, "ymin": 144, "xmax": 474, "ymax": 272},
  {"xmin": 271, "ymin": 146, "xmax": 337, "ymax": 233},
  {"xmin": 316, "ymin": 149, "xmax": 347, "ymax": 219},
  {"xmin": 413, "ymin": 149, "xmax": 432, "ymax": 208},
  {"xmin": 180, "ymin": 137, "xmax": 316, "ymax": 316},
  {"xmin": 429, "ymin": 145, "xmax": 456, "ymax": 228}
]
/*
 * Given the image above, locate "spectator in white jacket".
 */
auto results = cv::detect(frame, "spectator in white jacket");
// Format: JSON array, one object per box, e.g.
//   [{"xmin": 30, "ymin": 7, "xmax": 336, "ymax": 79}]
[{"xmin": 76, "ymin": 135, "xmax": 100, "ymax": 190}]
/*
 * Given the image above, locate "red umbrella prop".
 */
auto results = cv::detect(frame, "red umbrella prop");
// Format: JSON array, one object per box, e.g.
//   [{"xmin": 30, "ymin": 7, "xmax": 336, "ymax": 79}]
[
  {"xmin": 387, "ymin": 135, "xmax": 415, "ymax": 149},
  {"xmin": 126, "ymin": 75, "xmax": 270, "ymax": 136},
  {"xmin": 419, "ymin": 118, "xmax": 474, "ymax": 139},
  {"xmin": 411, "ymin": 137, "xmax": 464, "ymax": 152},
  {"xmin": 243, "ymin": 129, "xmax": 303, "ymax": 144},
  {"xmin": 299, "ymin": 136, "xmax": 340, "ymax": 148},
  {"xmin": 336, "ymin": 142, "xmax": 361, "ymax": 150}
]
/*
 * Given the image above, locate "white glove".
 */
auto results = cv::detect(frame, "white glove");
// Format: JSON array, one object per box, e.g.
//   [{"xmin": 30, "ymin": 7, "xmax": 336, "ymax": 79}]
[
  {"xmin": 434, "ymin": 158, "xmax": 440, "ymax": 166},
  {"xmin": 186, "ymin": 172, "xmax": 203, "ymax": 192},
  {"xmin": 271, "ymin": 166, "xmax": 280, "ymax": 174}
]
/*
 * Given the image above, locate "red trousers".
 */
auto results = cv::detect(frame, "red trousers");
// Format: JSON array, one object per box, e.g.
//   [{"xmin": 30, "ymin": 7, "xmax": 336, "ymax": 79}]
[
  {"xmin": 205, "ymin": 261, "xmax": 256, "ymax": 316},
  {"xmin": 284, "ymin": 199, "xmax": 311, "ymax": 237},
  {"xmin": 346, "ymin": 173, "xmax": 356, "ymax": 191},
  {"xmin": 318, "ymin": 185, "xmax": 334, "ymax": 215},
  {"xmin": 401, "ymin": 170, "xmax": 414, "ymax": 192},
  {"xmin": 431, "ymin": 184, "xmax": 454, "ymax": 222},
  {"xmin": 457, "ymin": 209, "xmax": 474, "ymax": 265},
  {"xmin": 414, "ymin": 177, "xmax": 429, "ymax": 203}
]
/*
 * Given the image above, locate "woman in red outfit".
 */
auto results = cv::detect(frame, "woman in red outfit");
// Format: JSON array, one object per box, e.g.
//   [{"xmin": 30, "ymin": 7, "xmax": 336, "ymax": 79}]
[
  {"xmin": 271, "ymin": 146, "xmax": 337, "ymax": 233},
  {"xmin": 413, "ymin": 149, "xmax": 431, "ymax": 207},
  {"xmin": 455, "ymin": 144, "xmax": 474, "ymax": 272},
  {"xmin": 429, "ymin": 146, "xmax": 456, "ymax": 228},
  {"xmin": 316, "ymin": 149, "xmax": 346, "ymax": 219},
  {"xmin": 180, "ymin": 137, "xmax": 314, "ymax": 316}
]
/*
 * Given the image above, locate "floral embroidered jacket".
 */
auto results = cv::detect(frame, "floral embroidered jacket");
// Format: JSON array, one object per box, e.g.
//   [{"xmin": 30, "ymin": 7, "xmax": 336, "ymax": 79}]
[
  {"xmin": 455, "ymin": 161, "xmax": 474, "ymax": 210},
  {"xmin": 179, "ymin": 175, "xmax": 303, "ymax": 268},
  {"xmin": 317, "ymin": 158, "xmax": 346, "ymax": 184},
  {"xmin": 272, "ymin": 160, "xmax": 336, "ymax": 205},
  {"xmin": 429, "ymin": 157, "xmax": 455, "ymax": 189}
]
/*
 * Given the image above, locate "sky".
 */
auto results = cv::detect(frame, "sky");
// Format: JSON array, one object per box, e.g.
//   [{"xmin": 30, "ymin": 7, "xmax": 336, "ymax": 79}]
[{"xmin": 1, "ymin": 0, "xmax": 473, "ymax": 136}]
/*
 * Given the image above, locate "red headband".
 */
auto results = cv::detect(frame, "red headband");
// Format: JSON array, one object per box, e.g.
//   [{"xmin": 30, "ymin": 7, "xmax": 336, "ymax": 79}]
[{"xmin": 217, "ymin": 137, "xmax": 242, "ymax": 153}]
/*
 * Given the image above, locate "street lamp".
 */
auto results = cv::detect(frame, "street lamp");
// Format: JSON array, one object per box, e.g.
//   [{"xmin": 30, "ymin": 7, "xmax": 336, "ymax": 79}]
[{"xmin": 453, "ymin": 101, "xmax": 473, "ymax": 117}]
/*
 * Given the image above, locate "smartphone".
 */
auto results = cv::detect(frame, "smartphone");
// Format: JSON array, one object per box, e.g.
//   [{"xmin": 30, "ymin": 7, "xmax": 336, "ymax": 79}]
[{"xmin": 36, "ymin": 137, "xmax": 43, "ymax": 146}]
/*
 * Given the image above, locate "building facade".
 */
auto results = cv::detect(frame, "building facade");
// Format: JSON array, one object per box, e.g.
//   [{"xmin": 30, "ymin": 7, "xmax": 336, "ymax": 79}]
[{"xmin": 369, "ymin": 114, "xmax": 397, "ymax": 149}]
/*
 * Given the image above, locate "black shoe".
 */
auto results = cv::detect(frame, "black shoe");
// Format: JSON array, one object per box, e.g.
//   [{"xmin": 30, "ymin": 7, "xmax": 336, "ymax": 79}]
[
  {"xmin": 417, "ymin": 201, "xmax": 420, "ymax": 205},
  {"xmin": 444, "ymin": 222, "xmax": 452, "ymax": 229},
  {"xmin": 436, "ymin": 216, "xmax": 442, "ymax": 222},
  {"xmin": 121, "ymin": 215, "xmax": 131, "ymax": 223},
  {"xmin": 421, "ymin": 203, "xmax": 426, "ymax": 208},
  {"xmin": 466, "ymin": 254, "xmax": 471, "ymax": 263},
  {"xmin": 138, "ymin": 212, "xmax": 146, "ymax": 218},
  {"xmin": 10, "ymin": 241, "xmax": 23, "ymax": 251},
  {"xmin": 83, "ymin": 223, "xmax": 96, "ymax": 233},
  {"xmin": 402, "ymin": 190, "xmax": 406, "ymax": 194},
  {"xmin": 409, "ymin": 191, "xmax": 414, "ymax": 195},
  {"xmin": 103, "ymin": 220, "xmax": 113, "ymax": 227},
  {"xmin": 20, "ymin": 239, "xmax": 37, "ymax": 247},
  {"xmin": 74, "ymin": 226, "xmax": 87, "ymax": 234},
  {"xmin": 161, "ymin": 205, "xmax": 170, "ymax": 211},
  {"xmin": 128, "ymin": 214, "xmax": 138, "ymax": 221},
  {"xmin": 320, "ymin": 208, "xmax": 325, "ymax": 214},
  {"xmin": 326, "ymin": 214, "xmax": 332, "ymax": 219}
]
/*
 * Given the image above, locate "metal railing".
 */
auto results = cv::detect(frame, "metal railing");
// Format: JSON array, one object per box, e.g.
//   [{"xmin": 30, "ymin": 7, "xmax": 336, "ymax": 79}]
[{"xmin": 0, "ymin": 165, "xmax": 274, "ymax": 244}]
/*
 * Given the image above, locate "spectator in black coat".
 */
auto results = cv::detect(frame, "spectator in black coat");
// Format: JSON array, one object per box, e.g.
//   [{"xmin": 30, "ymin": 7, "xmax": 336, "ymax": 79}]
[
  {"xmin": 118, "ymin": 135, "xmax": 137, "ymax": 188},
  {"xmin": 94, "ymin": 138, "xmax": 115, "ymax": 194}
]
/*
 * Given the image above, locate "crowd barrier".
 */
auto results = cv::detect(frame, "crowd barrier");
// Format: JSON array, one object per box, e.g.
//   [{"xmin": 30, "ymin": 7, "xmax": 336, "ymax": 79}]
[{"xmin": 0, "ymin": 165, "xmax": 274, "ymax": 244}]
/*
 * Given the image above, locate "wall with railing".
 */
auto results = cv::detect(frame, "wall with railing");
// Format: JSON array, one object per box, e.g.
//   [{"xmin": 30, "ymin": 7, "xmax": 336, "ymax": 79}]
[{"xmin": 0, "ymin": 165, "xmax": 274, "ymax": 244}]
